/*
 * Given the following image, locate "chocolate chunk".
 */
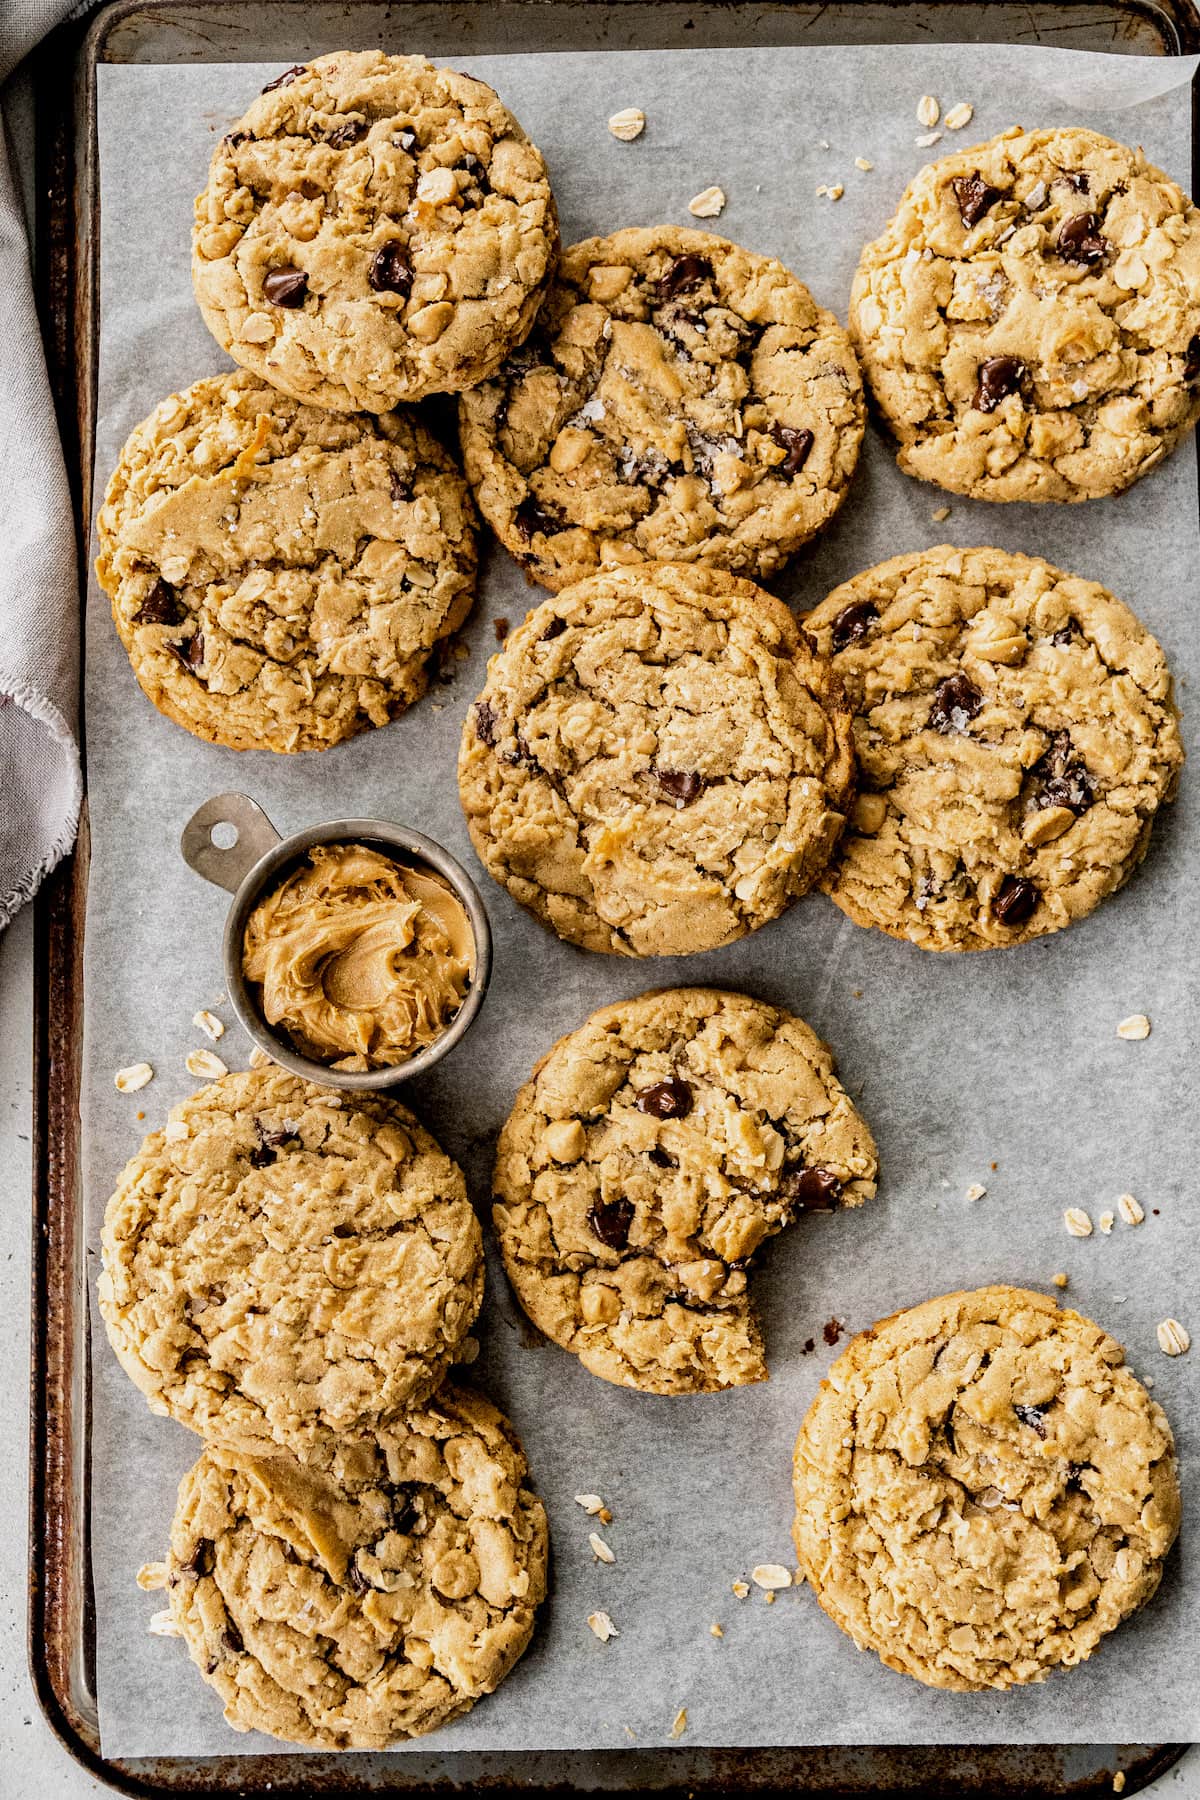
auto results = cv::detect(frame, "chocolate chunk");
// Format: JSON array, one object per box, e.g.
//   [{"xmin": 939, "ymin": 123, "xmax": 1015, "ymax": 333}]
[
  {"xmin": 133, "ymin": 578, "xmax": 184, "ymax": 626},
  {"xmin": 389, "ymin": 469, "xmax": 414, "ymax": 503},
  {"xmin": 473, "ymin": 700, "xmax": 498, "ymax": 746},
  {"xmin": 1058, "ymin": 170, "xmax": 1090, "ymax": 193},
  {"xmin": 220, "ymin": 1624, "xmax": 244, "ymax": 1655},
  {"xmin": 1027, "ymin": 730, "xmax": 1094, "ymax": 816},
  {"xmin": 1066, "ymin": 1462, "xmax": 1086, "ymax": 1492},
  {"xmin": 223, "ymin": 131, "xmax": 250, "ymax": 149},
  {"xmin": 395, "ymin": 125, "xmax": 418, "ymax": 152},
  {"xmin": 261, "ymin": 63, "xmax": 305, "ymax": 92},
  {"xmin": 635, "ymin": 1078, "xmax": 694, "ymax": 1120},
  {"xmin": 249, "ymin": 1122, "xmax": 294, "ymax": 1169},
  {"xmin": 1014, "ymin": 1402, "xmax": 1047, "ymax": 1438},
  {"xmin": 652, "ymin": 769, "xmax": 704, "ymax": 809},
  {"xmin": 541, "ymin": 616, "xmax": 567, "ymax": 641},
  {"xmin": 204, "ymin": 1658, "xmax": 218, "ymax": 1675},
  {"xmin": 952, "ymin": 172, "xmax": 1004, "ymax": 227},
  {"xmin": 460, "ymin": 151, "xmax": 490, "ymax": 191},
  {"xmin": 1056, "ymin": 212, "xmax": 1109, "ymax": 266},
  {"xmin": 1185, "ymin": 336, "xmax": 1200, "ymax": 383},
  {"xmin": 974, "ymin": 355, "xmax": 1027, "ymax": 414},
  {"xmin": 588, "ymin": 1197, "xmax": 635, "ymax": 1249},
  {"xmin": 514, "ymin": 496, "xmax": 566, "ymax": 541},
  {"xmin": 180, "ymin": 1538, "xmax": 213, "ymax": 1578},
  {"xmin": 346, "ymin": 1557, "xmax": 369, "ymax": 1595},
  {"xmin": 823, "ymin": 1317, "xmax": 842, "ymax": 1347},
  {"xmin": 993, "ymin": 874, "xmax": 1040, "ymax": 926},
  {"xmin": 830, "ymin": 600, "xmax": 878, "ymax": 652},
  {"xmin": 782, "ymin": 1166, "xmax": 844, "ymax": 1210},
  {"xmin": 769, "ymin": 422, "xmax": 815, "ymax": 476},
  {"xmin": 494, "ymin": 616, "xmax": 510, "ymax": 642},
  {"xmin": 657, "ymin": 254, "xmax": 713, "ymax": 301},
  {"xmin": 369, "ymin": 242, "xmax": 414, "ymax": 297},
  {"xmin": 169, "ymin": 632, "xmax": 204, "ymax": 674},
  {"xmin": 648, "ymin": 1145, "xmax": 678, "ymax": 1170},
  {"xmin": 263, "ymin": 265, "xmax": 308, "ymax": 308},
  {"xmin": 326, "ymin": 118, "xmax": 367, "ymax": 148},
  {"xmin": 1050, "ymin": 621, "xmax": 1078, "ymax": 647},
  {"xmin": 928, "ymin": 672, "xmax": 982, "ymax": 733}
]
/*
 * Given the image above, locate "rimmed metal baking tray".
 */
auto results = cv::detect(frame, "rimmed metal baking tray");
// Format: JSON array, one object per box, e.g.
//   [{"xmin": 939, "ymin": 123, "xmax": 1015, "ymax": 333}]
[{"xmin": 28, "ymin": 0, "xmax": 1199, "ymax": 1792}]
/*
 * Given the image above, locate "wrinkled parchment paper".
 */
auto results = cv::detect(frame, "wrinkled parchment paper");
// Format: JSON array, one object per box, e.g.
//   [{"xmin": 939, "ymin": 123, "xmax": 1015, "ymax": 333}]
[{"xmin": 87, "ymin": 41, "xmax": 1199, "ymax": 1758}]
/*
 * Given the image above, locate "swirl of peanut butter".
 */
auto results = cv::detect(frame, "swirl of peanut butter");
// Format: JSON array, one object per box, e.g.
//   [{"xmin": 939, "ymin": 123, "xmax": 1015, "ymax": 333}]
[{"xmin": 241, "ymin": 843, "xmax": 474, "ymax": 1069}]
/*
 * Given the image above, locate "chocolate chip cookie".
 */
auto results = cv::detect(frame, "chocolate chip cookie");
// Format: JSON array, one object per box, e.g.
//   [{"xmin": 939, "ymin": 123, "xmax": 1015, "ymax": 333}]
[
  {"xmin": 804, "ymin": 546, "xmax": 1182, "ymax": 952},
  {"xmin": 793, "ymin": 1286, "xmax": 1181, "ymax": 1690},
  {"xmin": 193, "ymin": 53, "xmax": 558, "ymax": 411},
  {"xmin": 99, "ymin": 1067, "xmax": 483, "ymax": 1462},
  {"xmin": 458, "ymin": 226, "xmax": 865, "ymax": 588},
  {"xmin": 96, "ymin": 371, "xmax": 477, "ymax": 752},
  {"xmin": 851, "ymin": 127, "xmax": 1200, "ymax": 501},
  {"xmin": 164, "ymin": 1385, "xmax": 548, "ymax": 1747},
  {"xmin": 458, "ymin": 561, "xmax": 856, "ymax": 957},
  {"xmin": 493, "ymin": 988, "xmax": 878, "ymax": 1394}
]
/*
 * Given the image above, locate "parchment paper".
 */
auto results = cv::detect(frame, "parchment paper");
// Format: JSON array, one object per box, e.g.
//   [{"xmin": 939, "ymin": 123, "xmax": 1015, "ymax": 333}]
[{"xmin": 87, "ymin": 42, "xmax": 1200, "ymax": 1758}]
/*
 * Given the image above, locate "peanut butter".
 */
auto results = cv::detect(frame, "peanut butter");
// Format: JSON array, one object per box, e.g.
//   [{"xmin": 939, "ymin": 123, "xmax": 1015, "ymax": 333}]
[{"xmin": 242, "ymin": 843, "xmax": 473, "ymax": 1069}]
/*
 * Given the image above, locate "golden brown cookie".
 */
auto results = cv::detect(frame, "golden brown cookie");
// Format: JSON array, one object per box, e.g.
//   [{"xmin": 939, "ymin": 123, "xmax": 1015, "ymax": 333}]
[
  {"xmin": 459, "ymin": 225, "xmax": 864, "ymax": 589},
  {"xmin": 458, "ymin": 561, "xmax": 856, "ymax": 957},
  {"xmin": 793, "ymin": 1286, "xmax": 1181, "ymax": 1690},
  {"xmin": 493, "ymin": 988, "xmax": 877, "ymax": 1394},
  {"xmin": 193, "ymin": 54, "xmax": 558, "ymax": 411},
  {"xmin": 851, "ymin": 127, "xmax": 1200, "ymax": 500},
  {"xmin": 804, "ymin": 546, "xmax": 1182, "ymax": 951}
]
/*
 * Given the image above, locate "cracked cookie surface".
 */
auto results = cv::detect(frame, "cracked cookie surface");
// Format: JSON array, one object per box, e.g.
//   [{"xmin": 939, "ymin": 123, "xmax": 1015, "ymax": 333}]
[
  {"xmin": 165, "ymin": 1385, "xmax": 548, "ymax": 1747},
  {"xmin": 99, "ymin": 1067, "xmax": 483, "ymax": 1461},
  {"xmin": 851, "ymin": 127, "xmax": 1200, "ymax": 501},
  {"xmin": 804, "ymin": 546, "xmax": 1182, "ymax": 951},
  {"xmin": 193, "ymin": 53, "xmax": 557, "ymax": 411},
  {"xmin": 96, "ymin": 371, "xmax": 477, "ymax": 752},
  {"xmin": 493, "ymin": 988, "xmax": 878, "ymax": 1394},
  {"xmin": 458, "ymin": 226, "xmax": 865, "ymax": 588},
  {"xmin": 457, "ymin": 561, "xmax": 856, "ymax": 957},
  {"xmin": 793, "ymin": 1285, "xmax": 1181, "ymax": 1690}
]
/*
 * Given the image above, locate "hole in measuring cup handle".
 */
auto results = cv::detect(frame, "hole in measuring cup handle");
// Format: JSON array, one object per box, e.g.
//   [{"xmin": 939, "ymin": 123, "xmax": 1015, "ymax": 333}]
[{"xmin": 180, "ymin": 793, "xmax": 283, "ymax": 895}]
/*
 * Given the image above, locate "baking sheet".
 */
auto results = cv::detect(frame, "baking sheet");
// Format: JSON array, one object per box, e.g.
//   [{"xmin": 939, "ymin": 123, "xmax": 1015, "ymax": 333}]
[{"xmin": 86, "ymin": 41, "xmax": 1200, "ymax": 1758}]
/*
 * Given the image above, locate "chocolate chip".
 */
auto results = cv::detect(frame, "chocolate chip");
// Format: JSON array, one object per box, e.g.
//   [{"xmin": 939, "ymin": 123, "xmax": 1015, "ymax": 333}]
[
  {"xmin": 170, "ymin": 632, "xmax": 204, "ymax": 673},
  {"xmin": 541, "ymin": 616, "xmax": 567, "ymax": 641},
  {"xmin": 648, "ymin": 1145, "xmax": 678, "ymax": 1170},
  {"xmin": 929, "ymin": 672, "xmax": 982, "ymax": 733},
  {"xmin": 494, "ymin": 616, "xmax": 510, "ymax": 642},
  {"xmin": 770, "ymin": 423, "xmax": 815, "ymax": 476},
  {"xmin": 346, "ymin": 1557, "xmax": 369, "ymax": 1595},
  {"xmin": 1027, "ymin": 729, "xmax": 1094, "ymax": 816},
  {"xmin": 514, "ymin": 496, "xmax": 566, "ymax": 541},
  {"xmin": 473, "ymin": 700, "xmax": 498, "ymax": 746},
  {"xmin": 830, "ymin": 600, "xmax": 878, "ymax": 652},
  {"xmin": 652, "ymin": 769, "xmax": 704, "ymax": 809},
  {"xmin": 326, "ymin": 118, "xmax": 367, "ymax": 148},
  {"xmin": 223, "ymin": 131, "xmax": 251, "ymax": 149},
  {"xmin": 204, "ymin": 1658, "xmax": 218, "ymax": 1675},
  {"xmin": 369, "ymin": 242, "xmax": 413, "ymax": 297},
  {"xmin": 1066, "ymin": 1463, "xmax": 1086, "ymax": 1492},
  {"xmin": 1058, "ymin": 170, "xmax": 1090, "ymax": 193},
  {"xmin": 261, "ymin": 63, "xmax": 306, "ymax": 92},
  {"xmin": 180, "ymin": 1538, "xmax": 213, "ymax": 1578},
  {"xmin": 389, "ymin": 469, "xmax": 414, "ymax": 503},
  {"xmin": 952, "ymin": 172, "xmax": 1004, "ymax": 227},
  {"xmin": 803, "ymin": 1336, "xmax": 816, "ymax": 1354},
  {"xmin": 1056, "ymin": 212, "xmax": 1109, "ymax": 266},
  {"xmin": 657, "ymin": 254, "xmax": 713, "ymax": 301},
  {"xmin": 823, "ymin": 1317, "xmax": 842, "ymax": 1347},
  {"xmin": 263, "ymin": 265, "xmax": 308, "ymax": 308},
  {"xmin": 1014, "ymin": 1402, "xmax": 1047, "ymax": 1438},
  {"xmin": 1050, "ymin": 621, "xmax": 1078, "ymax": 647},
  {"xmin": 220, "ymin": 1624, "xmax": 244, "ymax": 1655},
  {"xmin": 974, "ymin": 355, "xmax": 1027, "ymax": 414},
  {"xmin": 635, "ymin": 1078, "xmax": 694, "ymax": 1120},
  {"xmin": 993, "ymin": 875, "xmax": 1040, "ymax": 926},
  {"xmin": 249, "ymin": 1121, "xmax": 294, "ymax": 1168},
  {"xmin": 1185, "ymin": 336, "xmax": 1200, "ymax": 383},
  {"xmin": 392, "ymin": 1486, "xmax": 422, "ymax": 1534},
  {"xmin": 133, "ymin": 578, "xmax": 184, "ymax": 626},
  {"xmin": 460, "ymin": 151, "xmax": 490, "ymax": 191},
  {"xmin": 588, "ymin": 1198, "xmax": 635, "ymax": 1249},
  {"xmin": 782, "ymin": 1167, "xmax": 844, "ymax": 1210}
]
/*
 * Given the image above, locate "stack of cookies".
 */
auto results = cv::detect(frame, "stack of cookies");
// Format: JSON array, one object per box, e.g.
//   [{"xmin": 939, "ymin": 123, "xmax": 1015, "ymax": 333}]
[{"xmin": 94, "ymin": 48, "xmax": 1194, "ymax": 1739}]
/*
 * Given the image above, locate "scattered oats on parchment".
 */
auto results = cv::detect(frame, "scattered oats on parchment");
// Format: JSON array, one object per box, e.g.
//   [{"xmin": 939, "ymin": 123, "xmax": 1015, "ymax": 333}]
[
  {"xmin": 670, "ymin": 1707, "xmax": 688, "ymax": 1739},
  {"xmin": 1156, "ymin": 1318, "xmax": 1190, "ymax": 1357},
  {"xmin": 916, "ymin": 94, "xmax": 940, "ymax": 127},
  {"xmin": 148, "ymin": 1609, "xmax": 182, "ymax": 1638},
  {"xmin": 193, "ymin": 1009, "xmax": 225, "ymax": 1041},
  {"xmin": 186, "ymin": 1048, "xmax": 228, "ymax": 1080},
  {"xmin": 1116, "ymin": 1013, "xmax": 1151, "ymax": 1041},
  {"xmin": 1117, "ymin": 1194, "xmax": 1145, "ymax": 1226},
  {"xmin": 1063, "ymin": 1208, "xmax": 1094, "ymax": 1238},
  {"xmin": 931, "ymin": 506, "xmax": 951, "ymax": 522},
  {"xmin": 965, "ymin": 1183, "xmax": 987, "ymax": 1202},
  {"xmin": 608, "ymin": 107, "xmax": 645, "ymax": 142},
  {"xmin": 751, "ymin": 1564, "xmax": 793, "ymax": 1591},
  {"xmin": 587, "ymin": 1611, "xmax": 619, "ymax": 1642},
  {"xmin": 248, "ymin": 1044, "xmax": 275, "ymax": 1070},
  {"xmin": 854, "ymin": 156, "xmax": 873, "ymax": 171},
  {"xmin": 731, "ymin": 1579, "xmax": 750, "ymax": 1599},
  {"xmin": 115, "ymin": 1062, "xmax": 153, "ymax": 1093},
  {"xmin": 688, "ymin": 186, "xmax": 726, "ymax": 218},
  {"xmin": 589, "ymin": 1531, "xmax": 616, "ymax": 1565},
  {"xmin": 944, "ymin": 101, "xmax": 974, "ymax": 130}
]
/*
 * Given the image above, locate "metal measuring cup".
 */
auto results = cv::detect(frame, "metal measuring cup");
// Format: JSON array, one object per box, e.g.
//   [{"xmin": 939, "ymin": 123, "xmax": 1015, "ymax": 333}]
[{"xmin": 180, "ymin": 792, "xmax": 492, "ymax": 1092}]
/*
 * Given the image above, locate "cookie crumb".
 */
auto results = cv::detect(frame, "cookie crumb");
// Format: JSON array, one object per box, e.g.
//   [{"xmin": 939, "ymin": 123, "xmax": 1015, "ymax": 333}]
[
  {"xmin": 185, "ymin": 1048, "xmax": 228, "ymax": 1080},
  {"xmin": 916, "ymin": 95, "xmax": 940, "ymax": 127},
  {"xmin": 115, "ymin": 1061, "xmax": 154, "ymax": 1093},
  {"xmin": 1052, "ymin": 1272, "xmax": 1069, "ymax": 1289},
  {"xmin": 915, "ymin": 130, "xmax": 943, "ymax": 148},
  {"xmin": 688, "ymin": 186, "xmax": 726, "ymax": 218},
  {"xmin": 1117, "ymin": 1193, "xmax": 1145, "ymax": 1226},
  {"xmin": 587, "ymin": 1610, "xmax": 619, "ymax": 1642},
  {"xmin": 589, "ymin": 1531, "xmax": 616, "ymax": 1564},
  {"xmin": 823, "ymin": 1317, "xmax": 843, "ymax": 1345},
  {"xmin": 815, "ymin": 184, "xmax": 828, "ymax": 197},
  {"xmin": 1156, "ymin": 1318, "xmax": 1190, "ymax": 1357},
  {"xmin": 827, "ymin": 184, "xmax": 845, "ymax": 202},
  {"xmin": 751, "ymin": 1563, "xmax": 793, "ymax": 1591},
  {"xmin": 623, "ymin": 1725, "xmax": 636, "ymax": 1741},
  {"xmin": 854, "ymin": 157, "xmax": 873, "ymax": 172},
  {"xmin": 710, "ymin": 1621, "xmax": 723, "ymax": 1637},
  {"xmin": 670, "ymin": 1707, "xmax": 688, "ymax": 1739},
  {"xmin": 607, "ymin": 107, "xmax": 645, "ymax": 142},
  {"xmin": 493, "ymin": 616, "xmax": 510, "ymax": 641},
  {"xmin": 765, "ymin": 1590, "xmax": 777, "ymax": 1604},
  {"xmin": 931, "ymin": 506, "xmax": 951, "ymax": 522},
  {"xmin": 136, "ymin": 1561, "xmax": 168, "ymax": 1591},
  {"xmin": 192, "ymin": 1009, "xmax": 225, "ymax": 1041},
  {"xmin": 965, "ymin": 1183, "xmax": 987, "ymax": 1202},
  {"xmin": 1098, "ymin": 1211, "xmax": 1115, "ymax": 1235},
  {"xmin": 731, "ymin": 1579, "xmax": 750, "ymax": 1599},
  {"xmin": 1063, "ymin": 1207, "xmax": 1093, "ymax": 1238},
  {"xmin": 1116, "ymin": 1013, "xmax": 1151, "ymax": 1040},
  {"xmin": 944, "ymin": 102, "xmax": 974, "ymax": 130},
  {"xmin": 1112, "ymin": 1775, "xmax": 1126, "ymax": 1795}
]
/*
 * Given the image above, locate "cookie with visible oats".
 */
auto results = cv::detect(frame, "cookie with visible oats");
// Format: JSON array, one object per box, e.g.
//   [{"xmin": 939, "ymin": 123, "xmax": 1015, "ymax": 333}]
[
  {"xmin": 850, "ymin": 126, "xmax": 1200, "ymax": 501},
  {"xmin": 96, "ymin": 371, "xmax": 477, "ymax": 752},
  {"xmin": 493, "ymin": 987, "xmax": 878, "ymax": 1395},
  {"xmin": 458, "ymin": 225, "xmax": 865, "ymax": 589},
  {"xmin": 793, "ymin": 1285, "xmax": 1181, "ymax": 1690},
  {"xmin": 193, "ymin": 53, "xmax": 558, "ymax": 411},
  {"xmin": 98, "ymin": 1067, "xmax": 483, "ymax": 1462},
  {"xmin": 165, "ymin": 1385, "xmax": 548, "ymax": 1747},
  {"xmin": 458, "ymin": 561, "xmax": 856, "ymax": 957},
  {"xmin": 804, "ymin": 545, "xmax": 1182, "ymax": 952}
]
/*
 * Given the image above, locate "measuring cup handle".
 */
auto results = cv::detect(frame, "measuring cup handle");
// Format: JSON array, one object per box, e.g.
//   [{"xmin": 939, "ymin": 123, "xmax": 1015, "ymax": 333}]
[{"xmin": 180, "ymin": 793, "xmax": 282, "ymax": 895}]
